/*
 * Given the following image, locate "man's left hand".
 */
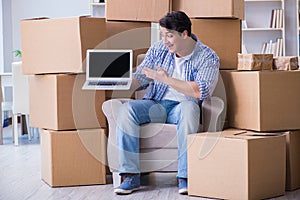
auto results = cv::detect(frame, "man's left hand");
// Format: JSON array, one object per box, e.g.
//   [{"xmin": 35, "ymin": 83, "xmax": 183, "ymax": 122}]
[{"xmin": 142, "ymin": 66, "xmax": 170, "ymax": 84}]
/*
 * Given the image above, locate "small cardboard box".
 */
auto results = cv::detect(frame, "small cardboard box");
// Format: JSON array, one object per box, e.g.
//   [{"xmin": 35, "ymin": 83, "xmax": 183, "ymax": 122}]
[
  {"xmin": 237, "ymin": 53, "xmax": 273, "ymax": 71},
  {"xmin": 173, "ymin": 0, "xmax": 244, "ymax": 19},
  {"xmin": 106, "ymin": 0, "xmax": 171, "ymax": 22},
  {"xmin": 191, "ymin": 19, "xmax": 241, "ymax": 70},
  {"xmin": 188, "ymin": 129, "xmax": 286, "ymax": 200},
  {"xmin": 21, "ymin": 16, "xmax": 106, "ymax": 74},
  {"xmin": 220, "ymin": 70, "xmax": 300, "ymax": 131},
  {"xmin": 285, "ymin": 130, "xmax": 300, "ymax": 191},
  {"xmin": 29, "ymin": 74, "xmax": 106, "ymax": 130},
  {"xmin": 41, "ymin": 128, "xmax": 107, "ymax": 187},
  {"xmin": 273, "ymin": 56, "xmax": 299, "ymax": 71}
]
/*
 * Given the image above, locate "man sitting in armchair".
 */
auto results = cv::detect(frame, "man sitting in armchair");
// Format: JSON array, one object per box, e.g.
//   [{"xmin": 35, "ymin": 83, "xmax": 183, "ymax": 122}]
[{"xmin": 114, "ymin": 11, "xmax": 220, "ymax": 195}]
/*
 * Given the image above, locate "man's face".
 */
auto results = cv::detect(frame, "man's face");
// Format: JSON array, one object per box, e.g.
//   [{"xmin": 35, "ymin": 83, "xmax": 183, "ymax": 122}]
[{"xmin": 159, "ymin": 27, "xmax": 184, "ymax": 54}]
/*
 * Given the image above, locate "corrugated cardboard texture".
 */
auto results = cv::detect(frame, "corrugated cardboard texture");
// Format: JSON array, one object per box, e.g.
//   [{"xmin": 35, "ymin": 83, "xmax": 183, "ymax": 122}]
[
  {"xmin": 191, "ymin": 19, "xmax": 241, "ymax": 70},
  {"xmin": 41, "ymin": 129, "xmax": 107, "ymax": 187},
  {"xmin": 21, "ymin": 16, "xmax": 106, "ymax": 74},
  {"xmin": 173, "ymin": 0, "xmax": 244, "ymax": 19},
  {"xmin": 106, "ymin": 0, "xmax": 171, "ymax": 22},
  {"xmin": 188, "ymin": 130, "xmax": 286, "ymax": 200},
  {"xmin": 221, "ymin": 70, "xmax": 300, "ymax": 131},
  {"xmin": 29, "ymin": 74, "xmax": 106, "ymax": 130}
]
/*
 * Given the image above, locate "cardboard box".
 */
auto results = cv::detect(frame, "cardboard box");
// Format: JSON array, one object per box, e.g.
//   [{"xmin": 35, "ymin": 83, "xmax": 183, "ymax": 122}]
[
  {"xmin": 188, "ymin": 129, "xmax": 286, "ymax": 200},
  {"xmin": 41, "ymin": 128, "xmax": 107, "ymax": 187},
  {"xmin": 285, "ymin": 131, "xmax": 300, "ymax": 191},
  {"xmin": 238, "ymin": 53, "xmax": 273, "ymax": 71},
  {"xmin": 21, "ymin": 16, "xmax": 106, "ymax": 74},
  {"xmin": 220, "ymin": 70, "xmax": 300, "ymax": 131},
  {"xmin": 173, "ymin": 0, "xmax": 244, "ymax": 19},
  {"xmin": 191, "ymin": 19, "xmax": 241, "ymax": 70},
  {"xmin": 105, "ymin": 21, "xmax": 151, "ymax": 67},
  {"xmin": 29, "ymin": 74, "xmax": 106, "ymax": 130},
  {"xmin": 101, "ymin": 21, "xmax": 151, "ymax": 100},
  {"xmin": 274, "ymin": 56, "xmax": 299, "ymax": 71},
  {"xmin": 106, "ymin": 0, "xmax": 171, "ymax": 22}
]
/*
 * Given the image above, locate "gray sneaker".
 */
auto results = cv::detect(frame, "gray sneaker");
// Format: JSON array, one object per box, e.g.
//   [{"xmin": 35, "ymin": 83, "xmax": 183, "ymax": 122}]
[
  {"xmin": 178, "ymin": 178, "xmax": 188, "ymax": 195},
  {"xmin": 114, "ymin": 174, "xmax": 141, "ymax": 195}
]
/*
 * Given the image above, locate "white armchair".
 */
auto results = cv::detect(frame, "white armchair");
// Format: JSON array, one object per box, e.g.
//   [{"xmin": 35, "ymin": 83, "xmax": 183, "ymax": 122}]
[{"xmin": 102, "ymin": 54, "xmax": 226, "ymax": 188}]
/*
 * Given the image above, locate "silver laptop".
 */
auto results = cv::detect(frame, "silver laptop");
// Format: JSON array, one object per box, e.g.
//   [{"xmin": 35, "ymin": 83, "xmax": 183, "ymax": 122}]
[{"xmin": 82, "ymin": 49, "xmax": 133, "ymax": 90}]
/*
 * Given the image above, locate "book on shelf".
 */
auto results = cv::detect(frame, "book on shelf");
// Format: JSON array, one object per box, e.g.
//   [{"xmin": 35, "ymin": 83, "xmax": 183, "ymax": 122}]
[
  {"xmin": 270, "ymin": 9, "xmax": 276, "ymax": 28},
  {"xmin": 260, "ymin": 42, "xmax": 267, "ymax": 54},
  {"xmin": 242, "ymin": 44, "xmax": 248, "ymax": 54},
  {"xmin": 278, "ymin": 38, "xmax": 283, "ymax": 57},
  {"xmin": 276, "ymin": 9, "xmax": 280, "ymax": 28},
  {"xmin": 260, "ymin": 38, "xmax": 283, "ymax": 57},
  {"xmin": 242, "ymin": 20, "xmax": 248, "ymax": 29},
  {"xmin": 270, "ymin": 9, "xmax": 283, "ymax": 29},
  {"xmin": 279, "ymin": 9, "xmax": 283, "ymax": 29}
]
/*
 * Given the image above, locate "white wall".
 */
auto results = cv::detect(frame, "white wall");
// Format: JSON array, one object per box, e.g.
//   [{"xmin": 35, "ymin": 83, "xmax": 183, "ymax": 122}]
[
  {"xmin": 2, "ymin": 0, "xmax": 90, "ymax": 72},
  {"xmin": 2, "ymin": 0, "xmax": 13, "ymax": 73},
  {"xmin": 0, "ymin": 1, "xmax": 3, "ymax": 71}
]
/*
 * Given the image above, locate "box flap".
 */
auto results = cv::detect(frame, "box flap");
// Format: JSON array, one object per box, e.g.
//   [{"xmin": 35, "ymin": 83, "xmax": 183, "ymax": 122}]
[{"xmin": 22, "ymin": 17, "xmax": 49, "ymax": 21}]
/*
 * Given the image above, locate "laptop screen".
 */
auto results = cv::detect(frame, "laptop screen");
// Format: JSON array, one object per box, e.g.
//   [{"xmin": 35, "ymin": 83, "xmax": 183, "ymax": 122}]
[{"xmin": 87, "ymin": 49, "xmax": 132, "ymax": 80}]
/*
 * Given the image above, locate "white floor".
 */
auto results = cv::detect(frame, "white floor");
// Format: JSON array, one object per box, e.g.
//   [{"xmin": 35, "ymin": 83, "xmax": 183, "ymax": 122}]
[{"xmin": 1, "ymin": 125, "xmax": 300, "ymax": 200}]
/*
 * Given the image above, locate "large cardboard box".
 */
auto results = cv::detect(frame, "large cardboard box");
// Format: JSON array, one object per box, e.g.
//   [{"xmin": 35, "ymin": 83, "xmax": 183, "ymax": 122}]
[
  {"xmin": 188, "ymin": 129, "xmax": 286, "ymax": 200},
  {"xmin": 21, "ymin": 16, "xmax": 106, "ymax": 74},
  {"xmin": 221, "ymin": 70, "xmax": 300, "ymax": 131},
  {"xmin": 191, "ymin": 19, "xmax": 241, "ymax": 70},
  {"xmin": 106, "ymin": 0, "xmax": 171, "ymax": 22},
  {"xmin": 29, "ymin": 74, "xmax": 106, "ymax": 130},
  {"xmin": 103, "ymin": 21, "xmax": 151, "ymax": 100},
  {"xmin": 285, "ymin": 131, "xmax": 300, "ymax": 191},
  {"xmin": 41, "ymin": 128, "xmax": 107, "ymax": 187},
  {"xmin": 105, "ymin": 21, "xmax": 151, "ymax": 67},
  {"xmin": 173, "ymin": 0, "xmax": 244, "ymax": 19}
]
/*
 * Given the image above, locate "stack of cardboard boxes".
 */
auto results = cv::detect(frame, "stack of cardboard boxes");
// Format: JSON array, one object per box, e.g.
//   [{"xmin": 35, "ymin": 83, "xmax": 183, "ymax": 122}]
[
  {"xmin": 20, "ymin": 12, "xmax": 153, "ymax": 186},
  {"xmin": 20, "ymin": 16, "xmax": 109, "ymax": 187},
  {"xmin": 171, "ymin": 0, "xmax": 300, "ymax": 200},
  {"xmin": 106, "ymin": 0, "xmax": 290, "ymax": 199},
  {"xmin": 19, "ymin": 0, "xmax": 300, "ymax": 198}
]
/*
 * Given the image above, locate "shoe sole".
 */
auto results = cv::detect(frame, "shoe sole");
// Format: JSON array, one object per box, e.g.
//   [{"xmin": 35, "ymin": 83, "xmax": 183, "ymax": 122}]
[
  {"xmin": 178, "ymin": 188, "xmax": 188, "ymax": 195},
  {"xmin": 114, "ymin": 187, "xmax": 140, "ymax": 195}
]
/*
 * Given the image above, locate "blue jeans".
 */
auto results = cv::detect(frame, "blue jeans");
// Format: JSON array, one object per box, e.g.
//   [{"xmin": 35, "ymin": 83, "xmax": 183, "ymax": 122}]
[{"xmin": 116, "ymin": 99, "xmax": 200, "ymax": 178}]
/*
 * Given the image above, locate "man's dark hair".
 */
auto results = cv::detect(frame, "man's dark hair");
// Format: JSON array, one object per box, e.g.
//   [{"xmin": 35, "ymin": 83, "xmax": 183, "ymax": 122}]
[{"xmin": 159, "ymin": 11, "xmax": 192, "ymax": 36}]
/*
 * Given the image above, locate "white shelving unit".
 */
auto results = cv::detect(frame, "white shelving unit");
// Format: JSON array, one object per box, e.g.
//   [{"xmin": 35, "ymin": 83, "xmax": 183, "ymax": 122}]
[
  {"xmin": 90, "ymin": 0, "xmax": 106, "ymax": 17},
  {"xmin": 243, "ymin": 0, "xmax": 285, "ymax": 56}
]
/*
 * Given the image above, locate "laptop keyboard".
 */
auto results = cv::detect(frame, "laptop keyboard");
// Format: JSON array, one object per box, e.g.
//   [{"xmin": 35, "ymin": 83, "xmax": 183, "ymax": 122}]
[{"xmin": 88, "ymin": 81, "xmax": 128, "ymax": 86}]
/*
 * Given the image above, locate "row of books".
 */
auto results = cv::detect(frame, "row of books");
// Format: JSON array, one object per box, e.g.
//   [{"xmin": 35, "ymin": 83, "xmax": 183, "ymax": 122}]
[
  {"xmin": 270, "ymin": 9, "xmax": 283, "ymax": 29},
  {"xmin": 260, "ymin": 38, "xmax": 283, "ymax": 57}
]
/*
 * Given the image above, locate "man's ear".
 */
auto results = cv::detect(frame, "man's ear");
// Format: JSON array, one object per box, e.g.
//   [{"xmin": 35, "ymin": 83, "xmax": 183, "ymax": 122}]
[{"xmin": 182, "ymin": 30, "xmax": 189, "ymax": 39}]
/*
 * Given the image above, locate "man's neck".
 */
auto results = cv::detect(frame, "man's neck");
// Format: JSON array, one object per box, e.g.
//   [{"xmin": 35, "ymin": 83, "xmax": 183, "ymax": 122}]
[{"xmin": 176, "ymin": 37, "xmax": 196, "ymax": 58}]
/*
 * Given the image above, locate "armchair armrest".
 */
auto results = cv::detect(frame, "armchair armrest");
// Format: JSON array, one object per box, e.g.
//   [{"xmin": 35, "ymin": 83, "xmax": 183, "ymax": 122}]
[
  {"xmin": 102, "ymin": 98, "xmax": 132, "ymax": 172},
  {"xmin": 202, "ymin": 96, "xmax": 225, "ymax": 132},
  {"xmin": 102, "ymin": 98, "xmax": 132, "ymax": 137}
]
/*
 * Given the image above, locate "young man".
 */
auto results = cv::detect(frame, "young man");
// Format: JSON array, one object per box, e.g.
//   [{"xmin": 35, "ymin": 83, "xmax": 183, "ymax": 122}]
[{"xmin": 114, "ymin": 11, "xmax": 219, "ymax": 195}]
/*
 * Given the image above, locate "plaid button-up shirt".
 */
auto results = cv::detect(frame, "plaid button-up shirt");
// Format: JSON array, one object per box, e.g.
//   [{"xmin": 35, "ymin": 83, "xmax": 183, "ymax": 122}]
[{"xmin": 134, "ymin": 34, "xmax": 220, "ymax": 104}]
